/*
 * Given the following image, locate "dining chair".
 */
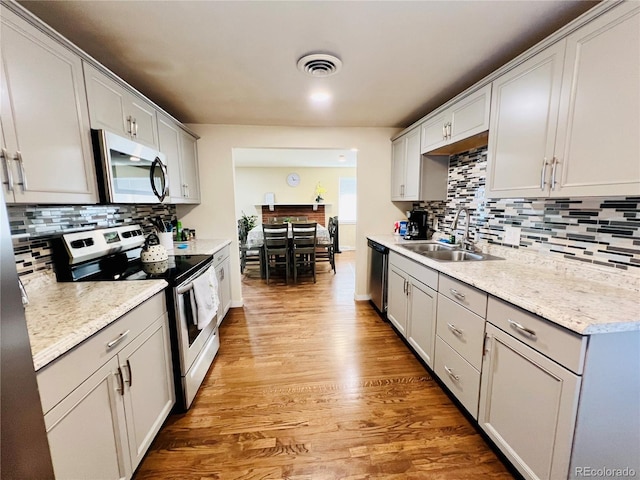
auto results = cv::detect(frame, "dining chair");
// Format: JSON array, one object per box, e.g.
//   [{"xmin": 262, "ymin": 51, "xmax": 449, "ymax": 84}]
[
  {"xmin": 315, "ymin": 217, "xmax": 336, "ymax": 273},
  {"xmin": 238, "ymin": 220, "xmax": 261, "ymax": 275},
  {"xmin": 291, "ymin": 222, "xmax": 317, "ymax": 283},
  {"xmin": 262, "ymin": 223, "xmax": 290, "ymax": 284}
]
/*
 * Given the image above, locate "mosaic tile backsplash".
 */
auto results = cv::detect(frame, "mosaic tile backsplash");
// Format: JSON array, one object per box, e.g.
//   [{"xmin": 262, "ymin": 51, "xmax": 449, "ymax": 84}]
[
  {"xmin": 423, "ymin": 147, "xmax": 640, "ymax": 270},
  {"xmin": 9, "ymin": 204, "xmax": 176, "ymax": 276}
]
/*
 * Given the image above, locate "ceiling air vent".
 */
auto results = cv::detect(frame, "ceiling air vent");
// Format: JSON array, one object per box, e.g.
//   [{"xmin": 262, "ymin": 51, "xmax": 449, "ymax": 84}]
[{"xmin": 297, "ymin": 53, "xmax": 343, "ymax": 77}]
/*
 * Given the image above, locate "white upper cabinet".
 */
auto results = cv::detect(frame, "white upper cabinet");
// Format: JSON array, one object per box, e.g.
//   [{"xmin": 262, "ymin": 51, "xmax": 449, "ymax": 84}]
[
  {"xmin": 554, "ymin": 3, "xmax": 640, "ymax": 197},
  {"xmin": 157, "ymin": 113, "xmax": 200, "ymax": 204},
  {"xmin": 486, "ymin": 42, "xmax": 565, "ymax": 198},
  {"xmin": 487, "ymin": 2, "xmax": 640, "ymax": 198},
  {"xmin": 0, "ymin": 7, "xmax": 97, "ymax": 204},
  {"xmin": 421, "ymin": 84, "xmax": 491, "ymax": 154},
  {"xmin": 84, "ymin": 62, "xmax": 159, "ymax": 149},
  {"xmin": 391, "ymin": 127, "xmax": 447, "ymax": 202}
]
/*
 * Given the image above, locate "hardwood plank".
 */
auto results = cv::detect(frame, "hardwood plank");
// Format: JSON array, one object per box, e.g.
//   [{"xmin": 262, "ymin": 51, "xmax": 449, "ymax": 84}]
[{"xmin": 134, "ymin": 251, "xmax": 514, "ymax": 479}]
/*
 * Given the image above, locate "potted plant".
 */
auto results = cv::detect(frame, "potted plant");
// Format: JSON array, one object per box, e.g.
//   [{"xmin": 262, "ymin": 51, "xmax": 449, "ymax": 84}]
[
  {"xmin": 239, "ymin": 212, "xmax": 257, "ymax": 234},
  {"xmin": 315, "ymin": 182, "xmax": 327, "ymax": 203}
]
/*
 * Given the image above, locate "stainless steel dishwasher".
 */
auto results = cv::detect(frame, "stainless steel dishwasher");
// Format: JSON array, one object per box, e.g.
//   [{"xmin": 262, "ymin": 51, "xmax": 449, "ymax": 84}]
[{"xmin": 368, "ymin": 239, "xmax": 389, "ymax": 315}]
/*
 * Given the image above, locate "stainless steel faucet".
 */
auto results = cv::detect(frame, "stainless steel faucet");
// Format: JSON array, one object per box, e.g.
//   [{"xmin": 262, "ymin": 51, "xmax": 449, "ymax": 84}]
[{"xmin": 451, "ymin": 207, "xmax": 475, "ymax": 251}]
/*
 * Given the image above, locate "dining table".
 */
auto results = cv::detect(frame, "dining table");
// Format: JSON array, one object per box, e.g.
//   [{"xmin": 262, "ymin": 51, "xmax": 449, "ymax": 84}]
[{"xmin": 247, "ymin": 222, "xmax": 331, "ymax": 249}]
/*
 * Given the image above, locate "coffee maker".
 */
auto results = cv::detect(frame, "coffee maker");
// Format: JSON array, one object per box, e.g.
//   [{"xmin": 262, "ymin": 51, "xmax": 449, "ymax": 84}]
[{"xmin": 405, "ymin": 208, "xmax": 429, "ymax": 240}]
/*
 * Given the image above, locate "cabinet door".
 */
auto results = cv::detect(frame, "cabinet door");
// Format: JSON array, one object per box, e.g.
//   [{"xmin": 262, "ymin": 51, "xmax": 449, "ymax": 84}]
[
  {"xmin": 120, "ymin": 316, "xmax": 175, "ymax": 470},
  {"xmin": 402, "ymin": 127, "xmax": 422, "ymax": 200},
  {"xmin": 84, "ymin": 62, "xmax": 130, "ymax": 138},
  {"xmin": 449, "ymin": 84, "xmax": 491, "ymax": 144},
  {"xmin": 44, "ymin": 356, "xmax": 131, "ymax": 480},
  {"xmin": 1, "ymin": 10, "xmax": 96, "ymax": 204},
  {"xmin": 129, "ymin": 95, "xmax": 158, "ymax": 148},
  {"xmin": 158, "ymin": 114, "xmax": 184, "ymax": 200},
  {"xmin": 486, "ymin": 41, "xmax": 565, "ymax": 199},
  {"xmin": 216, "ymin": 256, "xmax": 231, "ymax": 325},
  {"xmin": 390, "ymin": 137, "xmax": 405, "ymax": 200},
  {"xmin": 553, "ymin": 3, "xmax": 640, "ymax": 197},
  {"xmin": 406, "ymin": 279, "xmax": 437, "ymax": 368},
  {"xmin": 179, "ymin": 130, "xmax": 200, "ymax": 203},
  {"xmin": 420, "ymin": 111, "xmax": 448, "ymax": 153},
  {"xmin": 478, "ymin": 324, "xmax": 580, "ymax": 480},
  {"xmin": 386, "ymin": 265, "xmax": 408, "ymax": 337}
]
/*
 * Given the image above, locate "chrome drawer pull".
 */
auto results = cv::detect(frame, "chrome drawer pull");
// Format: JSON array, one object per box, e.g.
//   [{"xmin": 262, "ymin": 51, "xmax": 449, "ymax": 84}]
[
  {"xmin": 447, "ymin": 323, "xmax": 463, "ymax": 336},
  {"xmin": 125, "ymin": 359, "xmax": 132, "ymax": 387},
  {"xmin": 449, "ymin": 288, "xmax": 465, "ymax": 300},
  {"xmin": 1, "ymin": 148, "xmax": 14, "ymax": 191},
  {"xmin": 107, "ymin": 330, "xmax": 130, "ymax": 349},
  {"xmin": 508, "ymin": 319, "xmax": 537, "ymax": 338},
  {"xmin": 116, "ymin": 367, "xmax": 125, "ymax": 395},
  {"xmin": 444, "ymin": 365, "xmax": 460, "ymax": 382}
]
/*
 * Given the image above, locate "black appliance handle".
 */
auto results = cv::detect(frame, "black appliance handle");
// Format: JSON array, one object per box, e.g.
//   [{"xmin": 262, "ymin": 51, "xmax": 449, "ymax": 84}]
[{"xmin": 150, "ymin": 157, "xmax": 169, "ymax": 202}]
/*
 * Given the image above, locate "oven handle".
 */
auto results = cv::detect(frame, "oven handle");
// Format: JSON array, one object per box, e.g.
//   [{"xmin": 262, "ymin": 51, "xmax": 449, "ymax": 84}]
[{"xmin": 176, "ymin": 282, "xmax": 193, "ymax": 295}]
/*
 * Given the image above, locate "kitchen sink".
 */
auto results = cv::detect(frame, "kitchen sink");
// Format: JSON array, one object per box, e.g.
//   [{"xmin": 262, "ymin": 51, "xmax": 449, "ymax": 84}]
[
  {"xmin": 400, "ymin": 242, "xmax": 455, "ymax": 254},
  {"xmin": 400, "ymin": 243, "xmax": 504, "ymax": 262}
]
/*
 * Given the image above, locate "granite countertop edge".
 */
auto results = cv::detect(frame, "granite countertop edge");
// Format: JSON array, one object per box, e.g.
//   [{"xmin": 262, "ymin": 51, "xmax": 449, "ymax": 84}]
[
  {"xmin": 368, "ymin": 235, "xmax": 640, "ymax": 336},
  {"xmin": 27, "ymin": 238, "xmax": 232, "ymax": 371}
]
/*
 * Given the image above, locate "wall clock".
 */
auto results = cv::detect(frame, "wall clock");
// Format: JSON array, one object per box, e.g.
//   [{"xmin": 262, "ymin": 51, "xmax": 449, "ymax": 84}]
[{"xmin": 286, "ymin": 172, "xmax": 301, "ymax": 187}]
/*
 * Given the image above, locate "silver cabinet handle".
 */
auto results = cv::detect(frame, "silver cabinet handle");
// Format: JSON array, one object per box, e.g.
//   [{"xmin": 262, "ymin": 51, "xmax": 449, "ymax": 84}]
[
  {"xmin": 16, "ymin": 151, "xmax": 27, "ymax": 190},
  {"xmin": 107, "ymin": 329, "xmax": 130, "ymax": 349},
  {"xmin": 444, "ymin": 365, "xmax": 460, "ymax": 382},
  {"xmin": 447, "ymin": 323, "xmax": 463, "ymax": 336},
  {"xmin": 550, "ymin": 157, "xmax": 559, "ymax": 190},
  {"xmin": 133, "ymin": 118, "xmax": 138, "ymax": 137},
  {"xmin": 1, "ymin": 148, "xmax": 14, "ymax": 191},
  {"xmin": 540, "ymin": 157, "xmax": 548, "ymax": 190},
  {"xmin": 442, "ymin": 124, "xmax": 446, "ymax": 140},
  {"xmin": 508, "ymin": 319, "xmax": 537, "ymax": 338},
  {"xmin": 124, "ymin": 359, "xmax": 132, "ymax": 387},
  {"xmin": 449, "ymin": 288, "xmax": 465, "ymax": 300},
  {"xmin": 447, "ymin": 122, "xmax": 452, "ymax": 140},
  {"xmin": 126, "ymin": 116, "xmax": 133, "ymax": 135},
  {"xmin": 116, "ymin": 366, "xmax": 125, "ymax": 395},
  {"xmin": 220, "ymin": 267, "xmax": 225, "ymax": 281}
]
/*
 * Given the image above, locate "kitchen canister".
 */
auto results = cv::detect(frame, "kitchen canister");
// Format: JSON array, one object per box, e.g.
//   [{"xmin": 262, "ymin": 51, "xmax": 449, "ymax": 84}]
[{"xmin": 158, "ymin": 232, "xmax": 174, "ymax": 251}]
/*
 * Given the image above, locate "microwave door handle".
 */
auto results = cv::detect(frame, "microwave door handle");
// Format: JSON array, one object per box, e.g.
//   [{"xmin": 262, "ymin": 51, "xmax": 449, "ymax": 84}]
[{"xmin": 150, "ymin": 157, "xmax": 169, "ymax": 202}]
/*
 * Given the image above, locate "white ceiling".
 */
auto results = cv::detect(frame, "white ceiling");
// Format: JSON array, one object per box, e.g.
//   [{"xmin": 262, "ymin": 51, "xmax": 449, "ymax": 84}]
[
  {"xmin": 18, "ymin": 0, "xmax": 597, "ymax": 129},
  {"xmin": 234, "ymin": 148, "xmax": 357, "ymax": 168}
]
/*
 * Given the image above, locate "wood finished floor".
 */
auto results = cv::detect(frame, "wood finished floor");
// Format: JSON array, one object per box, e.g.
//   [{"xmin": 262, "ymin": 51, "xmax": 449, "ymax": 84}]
[{"xmin": 134, "ymin": 252, "xmax": 515, "ymax": 480}]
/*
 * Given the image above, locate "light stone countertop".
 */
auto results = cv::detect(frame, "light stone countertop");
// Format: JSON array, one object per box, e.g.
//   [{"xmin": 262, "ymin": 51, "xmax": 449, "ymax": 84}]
[
  {"xmin": 25, "ymin": 238, "xmax": 232, "ymax": 371},
  {"xmin": 24, "ymin": 272, "xmax": 167, "ymax": 371},
  {"xmin": 368, "ymin": 234, "xmax": 640, "ymax": 336},
  {"xmin": 171, "ymin": 238, "xmax": 232, "ymax": 255}
]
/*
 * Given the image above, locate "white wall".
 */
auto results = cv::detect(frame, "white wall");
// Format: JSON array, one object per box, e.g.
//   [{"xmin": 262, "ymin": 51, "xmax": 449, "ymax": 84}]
[
  {"xmin": 177, "ymin": 125, "xmax": 403, "ymax": 305},
  {"xmin": 235, "ymin": 166, "xmax": 357, "ymax": 250}
]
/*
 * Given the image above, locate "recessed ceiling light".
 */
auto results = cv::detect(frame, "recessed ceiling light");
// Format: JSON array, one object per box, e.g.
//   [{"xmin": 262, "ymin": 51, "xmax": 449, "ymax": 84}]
[
  {"xmin": 310, "ymin": 91, "xmax": 331, "ymax": 103},
  {"xmin": 338, "ymin": 155, "xmax": 346, "ymax": 162}
]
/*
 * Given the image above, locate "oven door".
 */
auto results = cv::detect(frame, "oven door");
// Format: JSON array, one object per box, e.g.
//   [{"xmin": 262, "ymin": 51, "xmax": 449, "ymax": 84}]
[
  {"xmin": 93, "ymin": 129, "xmax": 168, "ymax": 204},
  {"xmin": 173, "ymin": 263, "xmax": 218, "ymax": 375}
]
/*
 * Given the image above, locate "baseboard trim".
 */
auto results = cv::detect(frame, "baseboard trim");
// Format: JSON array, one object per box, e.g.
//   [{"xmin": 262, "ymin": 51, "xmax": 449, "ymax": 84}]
[
  {"xmin": 230, "ymin": 299, "xmax": 244, "ymax": 308},
  {"xmin": 353, "ymin": 294, "xmax": 371, "ymax": 302}
]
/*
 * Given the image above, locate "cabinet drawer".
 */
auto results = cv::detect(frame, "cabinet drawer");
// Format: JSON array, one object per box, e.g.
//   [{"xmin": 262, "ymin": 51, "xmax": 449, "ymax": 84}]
[
  {"xmin": 213, "ymin": 245, "xmax": 230, "ymax": 267},
  {"xmin": 439, "ymin": 274, "xmax": 487, "ymax": 317},
  {"xmin": 389, "ymin": 251, "xmax": 438, "ymax": 290},
  {"xmin": 436, "ymin": 294, "xmax": 486, "ymax": 370},
  {"xmin": 37, "ymin": 292, "xmax": 166, "ymax": 414},
  {"xmin": 435, "ymin": 336, "xmax": 481, "ymax": 419},
  {"xmin": 487, "ymin": 297, "xmax": 587, "ymax": 374}
]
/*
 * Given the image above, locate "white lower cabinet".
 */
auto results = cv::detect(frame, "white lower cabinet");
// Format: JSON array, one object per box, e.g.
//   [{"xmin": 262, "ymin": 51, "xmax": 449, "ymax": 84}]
[
  {"xmin": 45, "ymin": 356, "xmax": 130, "ymax": 480},
  {"xmin": 39, "ymin": 293, "xmax": 175, "ymax": 480},
  {"xmin": 387, "ymin": 252, "xmax": 438, "ymax": 367},
  {"xmin": 213, "ymin": 245, "xmax": 231, "ymax": 326},
  {"xmin": 383, "ymin": 248, "xmax": 640, "ymax": 480},
  {"xmin": 479, "ymin": 323, "xmax": 580, "ymax": 480}
]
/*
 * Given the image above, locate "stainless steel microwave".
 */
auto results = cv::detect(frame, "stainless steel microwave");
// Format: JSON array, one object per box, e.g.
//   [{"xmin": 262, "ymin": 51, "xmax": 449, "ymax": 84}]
[{"xmin": 91, "ymin": 129, "xmax": 169, "ymax": 204}]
